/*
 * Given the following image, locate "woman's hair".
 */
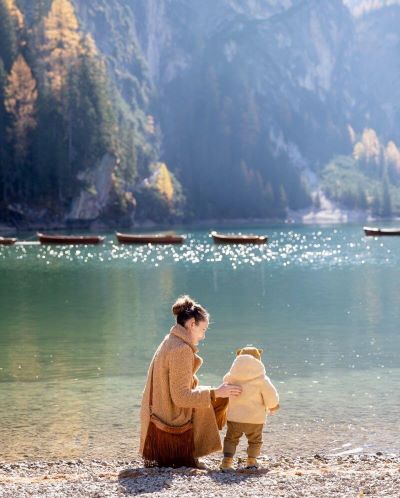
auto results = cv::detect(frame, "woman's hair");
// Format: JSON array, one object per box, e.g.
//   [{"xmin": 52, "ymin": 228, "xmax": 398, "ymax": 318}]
[{"xmin": 172, "ymin": 295, "xmax": 209, "ymax": 326}]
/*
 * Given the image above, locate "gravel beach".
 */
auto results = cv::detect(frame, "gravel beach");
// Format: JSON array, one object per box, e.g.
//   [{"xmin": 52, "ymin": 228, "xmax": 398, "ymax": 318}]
[{"xmin": 0, "ymin": 454, "xmax": 399, "ymax": 497}]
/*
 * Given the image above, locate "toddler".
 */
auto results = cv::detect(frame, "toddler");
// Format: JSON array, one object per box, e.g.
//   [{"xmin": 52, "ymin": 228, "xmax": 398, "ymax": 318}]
[{"xmin": 221, "ymin": 346, "xmax": 279, "ymax": 470}]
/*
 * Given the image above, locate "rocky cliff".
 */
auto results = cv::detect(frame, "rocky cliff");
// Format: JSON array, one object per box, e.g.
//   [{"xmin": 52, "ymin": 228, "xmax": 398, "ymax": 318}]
[{"xmin": 68, "ymin": 0, "xmax": 400, "ymax": 218}]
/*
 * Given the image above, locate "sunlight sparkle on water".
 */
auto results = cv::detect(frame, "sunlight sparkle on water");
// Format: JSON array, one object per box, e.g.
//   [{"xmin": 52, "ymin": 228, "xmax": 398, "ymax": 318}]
[{"xmin": 1, "ymin": 227, "xmax": 399, "ymax": 270}]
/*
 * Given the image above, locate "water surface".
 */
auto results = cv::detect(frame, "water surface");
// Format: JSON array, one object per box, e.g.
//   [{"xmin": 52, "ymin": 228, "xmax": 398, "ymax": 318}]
[{"xmin": 0, "ymin": 224, "xmax": 399, "ymax": 460}]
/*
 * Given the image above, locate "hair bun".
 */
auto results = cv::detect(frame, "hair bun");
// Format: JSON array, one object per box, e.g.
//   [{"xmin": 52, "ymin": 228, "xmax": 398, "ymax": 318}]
[{"xmin": 172, "ymin": 295, "xmax": 194, "ymax": 316}]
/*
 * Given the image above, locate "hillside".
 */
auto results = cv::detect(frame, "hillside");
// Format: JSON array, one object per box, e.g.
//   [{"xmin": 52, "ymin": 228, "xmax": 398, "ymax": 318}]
[{"xmin": 1, "ymin": 0, "xmax": 400, "ymax": 227}]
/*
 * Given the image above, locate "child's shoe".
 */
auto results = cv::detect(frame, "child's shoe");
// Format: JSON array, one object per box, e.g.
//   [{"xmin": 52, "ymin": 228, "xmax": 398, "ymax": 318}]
[
  {"xmin": 220, "ymin": 456, "xmax": 234, "ymax": 471},
  {"xmin": 246, "ymin": 457, "xmax": 259, "ymax": 469}
]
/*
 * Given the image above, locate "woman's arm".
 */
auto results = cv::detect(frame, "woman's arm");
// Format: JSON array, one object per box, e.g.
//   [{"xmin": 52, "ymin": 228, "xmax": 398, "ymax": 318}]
[{"xmin": 169, "ymin": 345, "xmax": 212, "ymax": 409}]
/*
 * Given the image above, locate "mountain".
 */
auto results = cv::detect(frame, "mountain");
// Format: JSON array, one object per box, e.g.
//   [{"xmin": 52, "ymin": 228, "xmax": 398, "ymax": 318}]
[
  {"xmin": 1, "ymin": 0, "xmax": 400, "ymax": 227},
  {"xmin": 76, "ymin": 0, "xmax": 400, "ymax": 219}
]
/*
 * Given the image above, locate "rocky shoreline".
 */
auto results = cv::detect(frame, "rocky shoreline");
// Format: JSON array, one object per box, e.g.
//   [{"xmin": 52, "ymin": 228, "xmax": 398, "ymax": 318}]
[{"xmin": 0, "ymin": 453, "xmax": 399, "ymax": 497}]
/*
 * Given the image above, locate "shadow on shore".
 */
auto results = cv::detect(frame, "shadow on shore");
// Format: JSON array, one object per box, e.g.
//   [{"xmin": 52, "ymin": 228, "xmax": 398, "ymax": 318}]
[{"xmin": 118, "ymin": 466, "xmax": 269, "ymax": 495}]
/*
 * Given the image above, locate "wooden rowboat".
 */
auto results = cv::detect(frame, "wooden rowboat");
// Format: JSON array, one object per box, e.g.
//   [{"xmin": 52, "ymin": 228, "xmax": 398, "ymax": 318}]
[
  {"xmin": 116, "ymin": 232, "xmax": 185, "ymax": 244},
  {"xmin": 363, "ymin": 226, "xmax": 400, "ymax": 236},
  {"xmin": 0, "ymin": 237, "xmax": 17, "ymax": 245},
  {"xmin": 211, "ymin": 231, "xmax": 268, "ymax": 244},
  {"xmin": 37, "ymin": 232, "xmax": 104, "ymax": 245}
]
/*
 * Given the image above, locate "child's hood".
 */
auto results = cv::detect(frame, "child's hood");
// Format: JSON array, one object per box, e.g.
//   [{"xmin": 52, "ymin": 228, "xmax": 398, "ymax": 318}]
[{"xmin": 227, "ymin": 354, "xmax": 266, "ymax": 381}]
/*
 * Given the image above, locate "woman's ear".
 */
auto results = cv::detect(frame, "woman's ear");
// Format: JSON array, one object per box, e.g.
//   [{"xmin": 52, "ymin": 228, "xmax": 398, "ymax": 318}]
[{"xmin": 236, "ymin": 348, "xmax": 242, "ymax": 356}]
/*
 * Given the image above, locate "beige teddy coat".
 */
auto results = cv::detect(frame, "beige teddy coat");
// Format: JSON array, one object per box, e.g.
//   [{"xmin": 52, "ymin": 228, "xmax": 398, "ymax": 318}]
[
  {"xmin": 139, "ymin": 324, "xmax": 222, "ymax": 458},
  {"xmin": 223, "ymin": 354, "xmax": 279, "ymax": 424}
]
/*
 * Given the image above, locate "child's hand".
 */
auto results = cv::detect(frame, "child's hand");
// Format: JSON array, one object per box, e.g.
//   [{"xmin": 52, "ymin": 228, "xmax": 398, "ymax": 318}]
[{"xmin": 269, "ymin": 403, "xmax": 280, "ymax": 415}]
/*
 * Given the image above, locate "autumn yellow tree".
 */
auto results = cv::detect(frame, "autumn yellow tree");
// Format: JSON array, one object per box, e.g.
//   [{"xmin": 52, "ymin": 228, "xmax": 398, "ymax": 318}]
[
  {"xmin": 385, "ymin": 141, "xmax": 400, "ymax": 173},
  {"xmin": 353, "ymin": 128, "xmax": 382, "ymax": 167},
  {"xmin": 353, "ymin": 141, "xmax": 365, "ymax": 162},
  {"xmin": 347, "ymin": 124, "xmax": 356, "ymax": 144},
  {"xmin": 41, "ymin": 0, "xmax": 81, "ymax": 95},
  {"xmin": 361, "ymin": 128, "xmax": 380, "ymax": 164},
  {"xmin": 4, "ymin": 0, "xmax": 24, "ymax": 31},
  {"xmin": 82, "ymin": 33, "xmax": 97, "ymax": 58},
  {"xmin": 154, "ymin": 163, "xmax": 174, "ymax": 203},
  {"xmin": 5, "ymin": 54, "xmax": 38, "ymax": 161}
]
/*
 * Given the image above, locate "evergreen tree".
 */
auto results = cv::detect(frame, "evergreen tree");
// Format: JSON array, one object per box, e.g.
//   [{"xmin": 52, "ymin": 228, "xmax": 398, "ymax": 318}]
[
  {"xmin": 263, "ymin": 182, "xmax": 275, "ymax": 211},
  {"xmin": 17, "ymin": 0, "xmax": 50, "ymax": 25},
  {"xmin": 341, "ymin": 187, "xmax": 357, "ymax": 209},
  {"xmin": 385, "ymin": 140, "xmax": 400, "ymax": 185},
  {"xmin": 382, "ymin": 176, "xmax": 392, "ymax": 218},
  {"xmin": 33, "ymin": 0, "xmax": 118, "ymax": 205},
  {"xmin": 285, "ymin": 171, "xmax": 312, "ymax": 210},
  {"xmin": 0, "ymin": 0, "xmax": 145, "ymax": 220},
  {"xmin": 23, "ymin": 0, "xmax": 49, "ymax": 77},
  {"xmin": 28, "ymin": 0, "xmax": 82, "ymax": 204},
  {"xmin": 240, "ymin": 90, "xmax": 260, "ymax": 152},
  {"xmin": 357, "ymin": 186, "xmax": 368, "ymax": 210},
  {"xmin": 4, "ymin": 0, "xmax": 26, "ymax": 59},
  {"xmin": 31, "ymin": 92, "xmax": 65, "ymax": 205},
  {"xmin": 0, "ymin": 0, "xmax": 18, "ymax": 71},
  {"xmin": 371, "ymin": 190, "xmax": 381, "ymax": 217},
  {"xmin": 4, "ymin": 54, "xmax": 38, "ymax": 198},
  {"xmin": 66, "ymin": 36, "xmax": 116, "ymax": 175},
  {"xmin": 314, "ymin": 192, "xmax": 321, "ymax": 210},
  {"xmin": 5, "ymin": 54, "xmax": 38, "ymax": 162},
  {"xmin": 118, "ymin": 121, "xmax": 138, "ymax": 185},
  {"xmin": 3, "ymin": 0, "xmax": 24, "ymax": 31},
  {"xmin": 0, "ymin": 58, "xmax": 9, "ymax": 203}
]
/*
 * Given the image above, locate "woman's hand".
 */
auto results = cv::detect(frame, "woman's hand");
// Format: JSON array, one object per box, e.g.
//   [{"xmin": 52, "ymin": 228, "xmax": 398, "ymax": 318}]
[{"xmin": 214, "ymin": 383, "xmax": 242, "ymax": 398}]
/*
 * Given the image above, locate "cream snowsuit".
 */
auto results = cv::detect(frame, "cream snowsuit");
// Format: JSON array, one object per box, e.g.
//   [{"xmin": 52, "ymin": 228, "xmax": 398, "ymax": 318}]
[{"xmin": 223, "ymin": 354, "xmax": 279, "ymax": 457}]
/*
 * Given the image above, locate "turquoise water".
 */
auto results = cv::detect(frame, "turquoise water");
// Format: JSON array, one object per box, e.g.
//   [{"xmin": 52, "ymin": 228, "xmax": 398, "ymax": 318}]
[{"xmin": 0, "ymin": 224, "xmax": 399, "ymax": 461}]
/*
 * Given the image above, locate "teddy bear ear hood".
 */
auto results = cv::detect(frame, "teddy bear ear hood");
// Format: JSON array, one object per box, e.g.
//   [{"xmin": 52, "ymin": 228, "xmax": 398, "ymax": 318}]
[{"xmin": 228, "ymin": 354, "xmax": 265, "ymax": 381}]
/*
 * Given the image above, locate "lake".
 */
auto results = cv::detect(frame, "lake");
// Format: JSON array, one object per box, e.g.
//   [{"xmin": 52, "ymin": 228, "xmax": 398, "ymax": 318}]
[{"xmin": 0, "ymin": 224, "xmax": 399, "ymax": 461}]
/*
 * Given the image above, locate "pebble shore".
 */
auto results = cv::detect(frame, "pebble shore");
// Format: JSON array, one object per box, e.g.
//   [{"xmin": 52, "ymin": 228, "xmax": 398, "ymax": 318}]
[{"xmin": 0, "ymin": 454, "xmax": 399, "ymax": 497}]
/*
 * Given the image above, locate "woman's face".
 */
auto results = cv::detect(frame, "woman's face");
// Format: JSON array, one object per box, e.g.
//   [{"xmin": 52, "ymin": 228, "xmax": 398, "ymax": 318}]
[{"xmin": 186, "ymin": 318, "xmax": 209, "ymax": 345}]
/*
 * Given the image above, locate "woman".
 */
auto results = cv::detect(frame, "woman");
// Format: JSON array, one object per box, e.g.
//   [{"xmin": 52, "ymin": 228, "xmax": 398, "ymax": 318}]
[{"xmin": 140, "ymin": 295, "xmax": 241, "ymax": 468}]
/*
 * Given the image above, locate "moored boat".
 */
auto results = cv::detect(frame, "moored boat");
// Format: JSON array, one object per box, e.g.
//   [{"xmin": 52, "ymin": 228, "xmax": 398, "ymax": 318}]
[
  {"xmin": 37, "ymin": 233, "xmax": 104, "ymax": 245},
  {"xmin": 0, "ymin": 237, "xmax": 17, "ymax": 245},
  {"xmin": 363, "ymin": 226, "xmax": 400, "ymax": 236},
  {"xmin": 116, "ymin": 232, "xmax": 185, "ymax": 244},
  {"xmin": 211, "ymin": 231, "xmax": 268, "ymax": 244}
]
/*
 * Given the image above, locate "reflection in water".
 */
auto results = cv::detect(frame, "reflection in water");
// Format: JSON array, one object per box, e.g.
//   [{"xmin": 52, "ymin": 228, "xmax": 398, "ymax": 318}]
[{"xmin": 0, "ymin": 225, "xmax": 399, "ymax": 460}]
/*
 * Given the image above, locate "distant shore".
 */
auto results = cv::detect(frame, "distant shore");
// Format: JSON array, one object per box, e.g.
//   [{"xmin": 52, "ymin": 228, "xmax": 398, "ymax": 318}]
[
  {"xmin": 2, "ymin": 210, "xmax": 400, "ymax": 235},
  {"xmin": 0, "ymin": 453, "xmax": 398, "ymax": 497}
]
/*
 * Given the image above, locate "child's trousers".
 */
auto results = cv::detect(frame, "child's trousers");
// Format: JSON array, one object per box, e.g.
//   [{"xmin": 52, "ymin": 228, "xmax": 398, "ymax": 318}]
[{"xmin": 223, "ymin": 421, "xmax": 263, "ymax": 458}]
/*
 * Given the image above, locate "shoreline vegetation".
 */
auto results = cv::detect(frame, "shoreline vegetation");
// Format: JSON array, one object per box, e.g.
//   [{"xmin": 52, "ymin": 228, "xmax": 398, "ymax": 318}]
[
  {"xmin": 0, "ymin": 453, "xmax": 398, "ymax": 497},
  {"xmin": 1, "ymin": 209, "xmax": 400, "ymax": 235}
]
